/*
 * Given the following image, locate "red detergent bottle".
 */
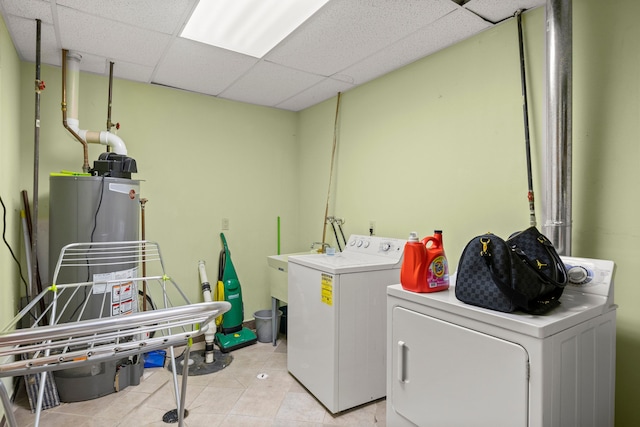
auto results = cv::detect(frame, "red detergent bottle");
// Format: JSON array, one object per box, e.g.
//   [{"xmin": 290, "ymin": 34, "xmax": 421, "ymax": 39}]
[
  {"xmin": 424, "ymin": 230, "xmax": 450, "ymax": 292},
  {"xmin": 400, "ymin": 232, "xmax": 427, "ymax": 292},
  {"xmin": 400, "ymin": 230, "xmax": 449, "ymax": 293}
]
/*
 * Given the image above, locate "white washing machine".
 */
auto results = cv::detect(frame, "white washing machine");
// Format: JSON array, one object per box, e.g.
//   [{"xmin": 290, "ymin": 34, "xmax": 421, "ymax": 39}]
[
  {"xmin": 386, "ymin": 256, "xmax": 617, "ymax": 427},
  {"xmin": 288, "ymin": 234, "xmax": 406, "ymax": 413}
]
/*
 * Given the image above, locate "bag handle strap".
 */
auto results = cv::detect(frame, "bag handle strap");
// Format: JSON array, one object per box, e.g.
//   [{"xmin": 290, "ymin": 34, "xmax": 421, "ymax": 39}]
[
  {"xmin": 480, "ymin": 238, "xmax": 562, "ymax": 313},
  {"xmin": 510, "ymin": 235, "xmax": 568, "ymax": 288},
  {"xmin": 479, "ymin": 238, "xmax": 531, "ymax": 310}
]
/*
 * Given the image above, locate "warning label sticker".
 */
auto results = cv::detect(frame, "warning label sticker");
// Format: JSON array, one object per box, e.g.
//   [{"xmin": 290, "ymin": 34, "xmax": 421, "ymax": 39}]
[
  {"xmin": 93, "ymin": 267, "xmax": 138, "ymax": 316},
  {"xmin": 321, "ymin": 273, "xmax": 333, "ymax": 306}
]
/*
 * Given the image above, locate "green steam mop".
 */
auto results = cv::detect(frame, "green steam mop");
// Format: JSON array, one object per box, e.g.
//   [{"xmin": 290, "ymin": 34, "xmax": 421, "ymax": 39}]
[{"xmin": 215, "ymin": 233, "xmax": 257, "ymax": 352}]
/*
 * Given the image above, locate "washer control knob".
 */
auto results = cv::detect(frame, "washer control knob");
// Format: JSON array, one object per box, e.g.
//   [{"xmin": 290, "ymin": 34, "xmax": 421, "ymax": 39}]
[
  {"xmin": 349, "ymin": 239, "xmax": 356, "ymax": 246},
  {"xmin": 567, "ymin": 266, "xmax": 589, "ymax": 284},
  {"xmin": 357, "ymin": 240, "xmax": 363, "ymax": 247},
  {"xmin": 382, "ymin": 243, "xmax": 391, "ymax": 251},
  {"xmin": 363, "ymin": 241, "xmax": 370, "ymax": 248}
]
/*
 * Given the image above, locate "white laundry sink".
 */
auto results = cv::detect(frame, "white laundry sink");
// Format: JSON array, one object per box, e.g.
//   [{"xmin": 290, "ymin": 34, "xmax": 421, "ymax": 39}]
[{"xmin": 267, "ymin": 253, "xmax": 307, "ymax": 302}]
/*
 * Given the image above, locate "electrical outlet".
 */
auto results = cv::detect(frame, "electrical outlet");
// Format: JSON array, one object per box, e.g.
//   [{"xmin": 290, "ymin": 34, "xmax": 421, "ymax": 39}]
[
  {"xmin": 222, "ymin": 218, "xmax": 229, "ymax": 230},
  {"xmin": 369, "ymin": 220, "xmax": 376, "ymax": 236}
]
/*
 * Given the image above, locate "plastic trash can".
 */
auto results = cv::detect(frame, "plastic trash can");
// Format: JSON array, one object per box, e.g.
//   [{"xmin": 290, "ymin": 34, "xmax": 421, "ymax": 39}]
[{"xmin": 254, "ymin": 309, "xmax": 282, "ymax": 343}]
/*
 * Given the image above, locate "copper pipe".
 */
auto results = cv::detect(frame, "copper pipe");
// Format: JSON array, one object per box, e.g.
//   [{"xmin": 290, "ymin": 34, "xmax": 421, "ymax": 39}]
[{"xmin": 61, "ymin": 49, "xmax": 90, "ymax": 173}]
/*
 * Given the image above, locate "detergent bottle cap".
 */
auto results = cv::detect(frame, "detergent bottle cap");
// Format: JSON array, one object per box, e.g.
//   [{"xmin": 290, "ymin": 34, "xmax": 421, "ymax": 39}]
[{"xmin": 408, "ymin": 232, "xmax": 419, "ymax": 242}]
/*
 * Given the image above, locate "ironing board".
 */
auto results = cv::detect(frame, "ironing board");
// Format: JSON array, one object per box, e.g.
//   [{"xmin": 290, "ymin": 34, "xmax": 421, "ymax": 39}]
[{"xmin": 0, "ymin": 240, "xmax": 230, "ymax": 427}]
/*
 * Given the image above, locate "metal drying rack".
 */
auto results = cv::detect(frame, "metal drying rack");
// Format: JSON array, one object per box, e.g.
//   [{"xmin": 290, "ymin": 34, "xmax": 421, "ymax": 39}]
[{"xmin": 0, "ymin": 240, "xmax": 230, "ymax": 427}]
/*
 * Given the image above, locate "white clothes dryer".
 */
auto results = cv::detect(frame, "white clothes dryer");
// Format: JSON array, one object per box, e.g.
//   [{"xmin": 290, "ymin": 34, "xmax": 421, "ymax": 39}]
[
  {"xmin": 386, "ymin": 256, "xmax": 617, "ymax": 427},
  {"xmin": 288, "ymin": 234, "xmax": 406, "ymax": 413}
]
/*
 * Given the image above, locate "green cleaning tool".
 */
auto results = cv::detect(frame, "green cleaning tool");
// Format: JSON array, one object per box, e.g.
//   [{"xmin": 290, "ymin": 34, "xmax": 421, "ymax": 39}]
[{"xmin": 215, "ymin": 233, "xmax": 257, "ymax": 352}]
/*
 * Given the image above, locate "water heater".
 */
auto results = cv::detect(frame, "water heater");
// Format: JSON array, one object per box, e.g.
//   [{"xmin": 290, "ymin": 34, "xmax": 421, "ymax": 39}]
[
  {"xmin": 48, "ymin": 174, "xmax": 142, "ymax": 401},
  {"xmin": 49, "ymin": 175, "xmax": 140, "ymax": 286}
]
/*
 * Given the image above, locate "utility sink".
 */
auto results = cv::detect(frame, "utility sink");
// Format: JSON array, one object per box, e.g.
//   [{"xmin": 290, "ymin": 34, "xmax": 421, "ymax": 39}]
[
  {"xmin": 267, "ymin": 254, "xmax": 291, "ymax": 272},
  {"xmin": 267, "ymin": 253, "xmax": 307, "ymax": 302}
]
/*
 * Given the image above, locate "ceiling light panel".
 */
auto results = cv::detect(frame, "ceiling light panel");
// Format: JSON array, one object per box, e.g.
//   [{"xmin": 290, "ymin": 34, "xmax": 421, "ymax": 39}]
[{"xmin": 181, "ymin": 0, "xmax": 330, "ymax": 58}]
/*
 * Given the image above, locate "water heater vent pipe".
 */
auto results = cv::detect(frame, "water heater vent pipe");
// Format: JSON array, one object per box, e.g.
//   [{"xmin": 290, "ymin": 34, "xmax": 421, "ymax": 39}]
[
  {"xmin": 61, "ymin": 49, "xmax": 89, "ymax": 173},
  {"xmin": 61, "ymin": 50, "xmax": 128, "ymax": 170}
]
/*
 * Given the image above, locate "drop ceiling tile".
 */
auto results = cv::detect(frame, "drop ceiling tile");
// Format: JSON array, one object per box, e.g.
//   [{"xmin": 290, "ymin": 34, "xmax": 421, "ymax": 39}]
[
  {"xmin": 0, "ymin": 0, "xmax": 539, "ymax": 111},
  {"xmin": 0, "ymin": 0, "xmax": 52, "ymax": 24},
  {"xmin": 265, "ymin": 0, "xmax": 457, "ymax": 76},
  {"xmin": 4, "ymin": 15, "xmax": 59, "ymax": 65},
  {"xmin": 464, "ymin": 0, "xmax": 545, "ymax": 23},
  {"xmin": 65, "ymin": 51, "xmax": 105, "ymax": 74},
  {"xmin": 56, "ymin": 5, "xmax": 171, "ymax": 67},
  {"xmin": 220, "ymin": 61, "xmax": 326, "ymax": 108},
  {"xmin": 63, "ymin": 51, "xmax": 153, "ymax": 84},
  {"xmin": 56, "ymin": 0, "xmax": 195, "ymax": 35},
  {"xmin": 276, "ymin": 77, "xmax": 353, "ymax": 112},
  {"xmin": 108, "ymin": 61, "xmax": 155, "ymax": 84},
  {"xmin": 152, "ymin": 37, "xmax": 258, "ymax": 96},
  {"xmin": 338, "ymin": 9, "xmax": 492, "ymax": 85}
]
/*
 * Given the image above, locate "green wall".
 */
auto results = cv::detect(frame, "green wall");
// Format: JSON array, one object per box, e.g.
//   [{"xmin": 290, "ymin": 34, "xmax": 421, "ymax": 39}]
[
  {"xmin": 2, "ymin": 1, "xmax": 639, "ymax": 425},
  {"xmin": 16, "ymin": 64, "xmax": 300, "ymax": 324},
  {"xmin": 574, "ymin": 2, "xmax": 640, "ymax": 425},
  {"xmin": 298, "ymin": 2, "xmax": 639, "ymax": 426},
  {"xmin": 0, "ymin": 10, "xmax": 24, "ymax": 413}
]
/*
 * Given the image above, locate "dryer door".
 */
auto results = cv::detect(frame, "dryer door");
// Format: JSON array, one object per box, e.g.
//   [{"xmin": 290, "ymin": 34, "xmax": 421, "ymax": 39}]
[{"xmin": 391, "ymin": 307, "xmax": 529, "ymax": 427}]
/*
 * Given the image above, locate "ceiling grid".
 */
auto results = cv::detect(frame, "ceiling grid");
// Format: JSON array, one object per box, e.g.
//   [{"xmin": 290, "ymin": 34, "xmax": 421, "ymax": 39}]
[{"xmin": 0, "ymin": 0, "xmax": 544, "ymax": 111}]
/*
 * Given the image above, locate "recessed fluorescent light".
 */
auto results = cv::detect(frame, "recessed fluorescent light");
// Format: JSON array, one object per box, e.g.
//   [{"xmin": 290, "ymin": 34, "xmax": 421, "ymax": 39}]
[{"xmin": 181, "ymin": 0, "xmax": 330, "ymax": 58}]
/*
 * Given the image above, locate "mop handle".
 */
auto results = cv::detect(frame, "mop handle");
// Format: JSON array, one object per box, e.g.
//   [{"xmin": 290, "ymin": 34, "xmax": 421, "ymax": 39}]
[{"xmin": 516, "ymin": 9, "xmax": 537, "ymax": 228}]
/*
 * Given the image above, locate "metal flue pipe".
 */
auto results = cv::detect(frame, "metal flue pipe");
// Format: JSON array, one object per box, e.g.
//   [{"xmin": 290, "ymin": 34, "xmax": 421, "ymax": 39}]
[{"xmin": 543, "ymin": 0, "xmax": 572, "ymax": 255}]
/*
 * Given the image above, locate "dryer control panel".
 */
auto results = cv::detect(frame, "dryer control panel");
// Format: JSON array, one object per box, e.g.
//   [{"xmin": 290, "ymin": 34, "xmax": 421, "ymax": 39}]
[{"xmin": 561, "ymin": 256, "xmax": 615, "ymax": 304}]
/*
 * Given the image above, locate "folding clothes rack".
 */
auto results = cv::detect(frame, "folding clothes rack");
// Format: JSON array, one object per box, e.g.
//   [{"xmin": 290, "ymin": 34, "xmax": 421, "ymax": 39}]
[{"xmin": 0, "ymin": 241, "xmax": 230, "ymax": 427}]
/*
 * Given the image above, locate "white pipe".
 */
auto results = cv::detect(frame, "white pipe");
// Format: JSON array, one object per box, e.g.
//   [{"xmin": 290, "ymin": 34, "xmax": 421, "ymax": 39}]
[
  {"xmin": 198, "ymin": 260, "xmax": 216, "ymax": 364},
  {"xmin": 79, "ymin": 129, "xmax": 128, "ymax": 155},
  {"xmin": 66, "ymin": 52, "xmax": 81, "ymax": 120},
  {"xmin": 65, "ymin": 51, "xmax": 128, "ymax": 156}
]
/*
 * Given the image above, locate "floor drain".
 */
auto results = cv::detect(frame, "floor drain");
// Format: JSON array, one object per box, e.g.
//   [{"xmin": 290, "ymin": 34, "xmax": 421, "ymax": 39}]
[
  {"xmin": 257, "ymin": 373, "xmax": 269, "ymax": 379},
  {"xmin": 162, "ymin": 408, "xmax": 189, "ymax": 423}
]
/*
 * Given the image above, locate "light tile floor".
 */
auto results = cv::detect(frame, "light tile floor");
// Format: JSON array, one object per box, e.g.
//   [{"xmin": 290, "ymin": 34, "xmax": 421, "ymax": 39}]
[{"xmin": 10, "ymin": 338, "xmax": 386, "ymax": 426}]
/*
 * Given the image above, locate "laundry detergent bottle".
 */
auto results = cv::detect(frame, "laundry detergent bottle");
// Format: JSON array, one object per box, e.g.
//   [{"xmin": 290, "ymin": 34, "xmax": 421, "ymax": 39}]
[
  {"xmin": 423, "ymin": 230, "xmax": 450, "ymax": 292},
  {"xmin": 400, "ymin": 232, "xmax": 428, "ymax": 292}
]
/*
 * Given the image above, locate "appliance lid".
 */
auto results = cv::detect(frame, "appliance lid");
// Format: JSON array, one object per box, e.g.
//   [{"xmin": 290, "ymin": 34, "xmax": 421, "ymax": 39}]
[
  {"xmin": 387, "ymin": 284, "xmax": 613, "ymax": 339},
  {"xmin": 288, "ymin": 234, "xmax": 406, "ymax": 274},
  {"xmin": 288, "ymin": 251, "xmax": 401, "ymax": 274}
]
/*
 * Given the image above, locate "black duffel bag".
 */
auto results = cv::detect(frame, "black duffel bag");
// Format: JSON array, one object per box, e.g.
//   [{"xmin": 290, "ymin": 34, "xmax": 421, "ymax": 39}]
[{"xmin": 455, "ymin": 227, "xmax": 568, "ymax": 314}]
